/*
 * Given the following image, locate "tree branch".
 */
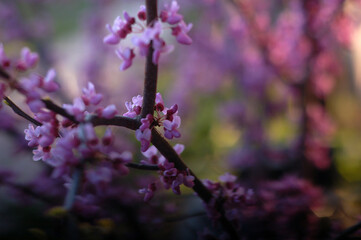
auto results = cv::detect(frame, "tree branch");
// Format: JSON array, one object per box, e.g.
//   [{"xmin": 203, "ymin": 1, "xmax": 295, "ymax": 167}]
[
  {"xmin": 150, "ymin": 129, "xmax": 212, "ymax": 202},
  {"xmin": 91, "ymin": 115, "xmax": 140, "ymax": 130},
  {"xmin": 42, "ymin": 99, "xmax": 78, "ymax": 123},
  {"xmin": 126, "ymin": 162, "xmax": 159, "ymax": 170},
  {"xmin": 4, "ymin": 96, "xmax": 42, "ymax": 126},
  {"xmin": 141, "ymin": 0, "xmax": 159, "ymax": 118}
]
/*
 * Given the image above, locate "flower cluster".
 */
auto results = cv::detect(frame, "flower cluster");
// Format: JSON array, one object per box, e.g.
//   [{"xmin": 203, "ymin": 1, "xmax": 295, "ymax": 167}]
[
  {"xmin": 203, "ymin": 173, "xmax": 255, "ymax": 225},
  {"xmin": 63, "ymin": 82, "xmax": 117, "ymax": 121},
  {"xmin": 0, "ymin": 47, "xmax": 130, "ymax": 184},
  {"xmin": 104, "ymin": 1, "xmax": 192, "ymax": 70},
  {"xmin": 123, "ymin": 93, "xmax": 181, "ymax": 152},
  {"xmin": 138, "ymin": 144, "xmax": 194, "ymax": 201},
  {"xmin": 24, "ymin": 120, "xmax": 131, "ymax": 182},
  {"xmin": 0, "ymin": 44, "xmax": 38, "ymax": 71}
]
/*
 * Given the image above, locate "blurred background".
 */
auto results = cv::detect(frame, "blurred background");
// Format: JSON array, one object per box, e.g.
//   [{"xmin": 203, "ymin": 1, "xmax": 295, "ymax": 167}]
[{"xmin": 1, "ymin": 0, "xmax": 361, "ymax": 239}]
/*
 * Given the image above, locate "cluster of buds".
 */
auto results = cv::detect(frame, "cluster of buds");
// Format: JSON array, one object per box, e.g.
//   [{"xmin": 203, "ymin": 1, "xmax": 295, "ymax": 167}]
[
  {"xmin": 139, "ymin": 144, "xmax": 194, "ymax": 201},
  {"xmin": 0, "ymin": 44, "xmax": 38, "ymax": 71},
  {"xmin": 203, "ymin": 173, "xmax": 255, "ymax": 224},
  {"xmin": 123, "ymin": 92, "xmax": 181, "ymax": 152},
  {"xmin": 0, "ymin": 44, "xmax": 40, "ymax": 109},
  {"xmin": 104, "ymin": 1, "xmax": 192, "ymax": 70}
]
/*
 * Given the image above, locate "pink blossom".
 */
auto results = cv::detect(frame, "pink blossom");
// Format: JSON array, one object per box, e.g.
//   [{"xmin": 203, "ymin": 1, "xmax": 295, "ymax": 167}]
[
  {"xmin": 115, "ymin": 47, "xmax": 135, "ymax": 71},
  {"xmin": 163, "ymin": 116, "xmax": 181, "ymax": 139},
  {"xmin": 155, "ymin": 92, "xmax": 165, "ymax": 111},
  {"xmin": 152, "ymin": 37, "xmax": 174, "ymax": 64},
  {"xmin": 20, "ymin": 75, "xmax": 42, "ymax": 99},
  {"xmin": 165, "ymin": 104, "xmax": 178, "ymax": 121},
  {"xmin": 183, "ymin": 174, "xmax": 195, "ymax": 188},
  {"xmin": 38, "ymin": 123, "xmax": 56, "ymax": 147},
  {"xmin": 171, "ymin": 173, "xmax": 183, "ymax": 194},
  {"xmin": 97, "ymin": 104, "xmax": 118, "ymax": 119},
  {"xmin": 219, "ymin": 172, "xmax": 237, "ymax": 183},
  {"xmin": 35, "ymin": 110, "xmax": 55, "ymax": 122},
  {"xmin": 63, "ymin": 97, "xmax": 86, "ymax": 121},
  {"xmin": 24, "ymin": 124, "xmax": 40, "ymax": 147},
  {"xmin": 160, "ymin": 1, "xmax": 183, "ymax": 25},
  {"xmin": 17, "ymin": 47, "xmax": 38, "ymax": 70},
  {"xmin": 141, "ymin": 146, "xmax": 160, "ymax": 165},
  {"xmin": 137, "ymin": 5, "xmax": 146, "ymax": 21},
  {"xmin": 139, "ymin": 114, "xmax": 153, "ymax": 131},
  {"xmin": 164, "ymin": 167, "xmax": 178, "ymax": 177},
  {"xmin": 139, "ymin": 183, "xmax": 156, "ymax": 202},
  {"xmin": 172, "ymin": 21, "xmax": 193, "ymax": 45},
  {"xmin": 131, "ymin": 37, "xmax": 150, "ymax": 57},
  {"xmin": 123, "ymin": 95, "xmax": 143, "ymax": 118},
  {"xmin": 173, "ymin": 144, "xmax": 185, "ymax": 155},
  {"xmin": 103, "ymin": 16, "xmax": 126, "ymax": 45},
  {"xmin": 33, "ymin": 146, "xmax": 51, "ymax": 162},
  {"xmin": 135, "ymin": 128, "xmax": 152, "ymax": 152},
  {"xmin": 103, "ymin": 12, "xmax": 135, "ymax": 45},
  {"xmin": 81, "ymin": 82, "xmax": 103, "ymax": 106},
  {"xmin": 42, "ymin": 69, "xmax": 59, "ymax": 92}
]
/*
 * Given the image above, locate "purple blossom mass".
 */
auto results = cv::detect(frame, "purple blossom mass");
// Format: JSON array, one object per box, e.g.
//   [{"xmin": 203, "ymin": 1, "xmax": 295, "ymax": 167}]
[{"xmin": 0, "ymin": 0, "xmax": 361, "ymax": 239}]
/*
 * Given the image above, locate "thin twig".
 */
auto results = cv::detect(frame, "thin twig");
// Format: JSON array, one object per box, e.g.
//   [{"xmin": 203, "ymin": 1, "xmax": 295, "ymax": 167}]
[
  {"xmin": 42, "ymin": 99, "xmax": 78, "ymax": 123},
  {"xmin": 91, "ymin": 115, "xmax": 140, "ymax": 130},
  {"xmin": 4, "ymin": 96, "xmax": 42, "ymax": 126},
  {"xmin": 126, "ymin": 162, "xmax": 159, "ymax": 170}
]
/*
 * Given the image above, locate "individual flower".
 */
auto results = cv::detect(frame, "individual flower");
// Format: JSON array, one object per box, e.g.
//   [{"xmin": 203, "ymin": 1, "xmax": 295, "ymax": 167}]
[
  {"xmin": 141, "ymin": 146, "xmax": 159, "ymax": 164},
  {"xmin": 96, "ymin": 104, "xmax": 118, "ymax": 119},
  {"xmin": 103, "ymin": 12, "xmax": 135, "ymax": 45},
  {"xmin": 42, "ymin": 69, "xmax": 59, "ymax": 92},
  {"xmin": 16, "ymin": 47, "xmax": 38, "ymax": 71},
  {"xmin": 115, "ymin": 47, "xmax": 135, "ymax": 71},
  {"xmin": 160, "ymin": 1, "xmax": 183, "ymax": 25},
  {"xmin": 163, "ymin": 116, "xmax": 181, "ymax": 139},
  {"xmin": 137, "ymin": 5, "xmax": 146, "ymax": 21},
  {"xmin": 63, "ymin": 97, "xmax": 86, "ymax": 121},
  {"xmin": 139, "ymin": 183, "xmax": 156, "ymax": 202},
  {"xmin": 81, "ymin": 82, "xmax": 103, "ymax": 106},
  {"xmin": 123, "ymin": 95, "xmax": 143, "ymax": 118},
  {"xmin": 135, "ymin": 128, "xmax": 152, "ymax": 152},
  {"xmin": 37, "ymin": 123, "xmax": 56, "ymax": 147},
  {"xmin": 172, "ymin": 21, "xmax": 193, "ymax": 45},
  {"xmin": 24, "ymin": 124, "xmax": 40, "ymax": 147},
  {"xmin": 152, "ymin": 37, "xmax": 174, "ymax": 64}
]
